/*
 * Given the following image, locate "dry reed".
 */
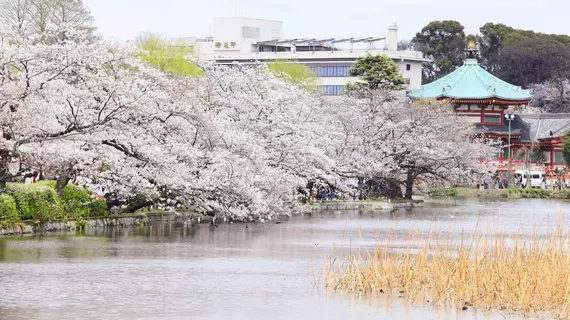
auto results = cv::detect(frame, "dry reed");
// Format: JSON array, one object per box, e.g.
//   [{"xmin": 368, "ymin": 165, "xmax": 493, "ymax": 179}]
[{"xmin": 325, "ymin": 217, "xmax": 570, "ymax": 318}]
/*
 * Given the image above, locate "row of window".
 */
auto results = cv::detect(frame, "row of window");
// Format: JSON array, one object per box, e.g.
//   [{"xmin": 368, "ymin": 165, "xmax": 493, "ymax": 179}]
[
  {"xmin": 483, "ymin": 116, "xmax": 502, "ymax": 124},
  {"xmin": 320, "ymin": 85, "xmax": 345, "ymax": 96},
  {"xmin": 501, "ymin": 150, "xmax": 565, "ymax": 163},
  {"xmin": 308, "ymin": 64, "xmax": 411, "ymax": 78},
  {"xmin": 309, "ymin": 66, "xmax": 352, "ymax": 77}
]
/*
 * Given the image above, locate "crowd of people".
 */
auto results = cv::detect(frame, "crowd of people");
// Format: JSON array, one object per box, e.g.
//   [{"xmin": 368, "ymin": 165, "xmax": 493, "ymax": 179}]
[
  {"xmin": 312, "ymin": 186, "xmax": 338, "ymax": 200},
  {"xmin": 488, "ymin": 167, "xmax": 569, "ymax": 190}
]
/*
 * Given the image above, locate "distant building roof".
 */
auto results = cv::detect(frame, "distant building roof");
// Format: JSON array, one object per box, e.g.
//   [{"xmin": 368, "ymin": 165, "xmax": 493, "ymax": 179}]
[
  {"xmin": 475, "ymin": 113, "xmax": 570, "ymax": 142},
  {"xmin": 408, "ymin": 59, "xmax": 532, "ymax": 102},
  {"xmin": 518, "ymin": 113, "xmax": 570, "ymax": 142}
]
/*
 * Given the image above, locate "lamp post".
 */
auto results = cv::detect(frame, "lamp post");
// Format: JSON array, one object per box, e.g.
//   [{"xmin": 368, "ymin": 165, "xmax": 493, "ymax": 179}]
[{"xmin": 505, "ymin": 114, "xmax": 515, "ymax": 187}]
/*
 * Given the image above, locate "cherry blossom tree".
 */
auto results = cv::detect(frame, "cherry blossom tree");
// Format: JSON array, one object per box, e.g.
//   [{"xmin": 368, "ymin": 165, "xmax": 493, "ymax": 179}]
[
  {"xmin": 531, "ymin": 80, "xmax": 570, "ymax": 113},
  {"xmin": 330, "ymin": 90, "xmax": 496, "ymax": 199},
  {"xmin": 0, "ymin": 27, "xmax": 173, "ymax": 191},
  {"xmin": 0, "ymin": 26, "xmax": 339, "ymax": 221}
]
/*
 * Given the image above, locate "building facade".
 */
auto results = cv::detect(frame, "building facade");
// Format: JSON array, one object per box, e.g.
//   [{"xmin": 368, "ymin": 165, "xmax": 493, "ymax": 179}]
[{"xmin": 177, "ymin": 17, "xmax": 427, "ymax": 94}]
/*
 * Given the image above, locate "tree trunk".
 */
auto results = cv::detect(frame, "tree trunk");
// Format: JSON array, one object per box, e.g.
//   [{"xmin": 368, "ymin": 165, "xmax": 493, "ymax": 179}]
[
  {"xmin": 55, "ymin": 174, "xmax": 71, "ymax": 196},
  {"xmin": 384, "ymin": 178, "xmax": 403, "ymax": 199},
  {"xmin": 0, "ymin": 177, "xmax": 6, "ymax": 192},
  {"xmin": 357, "ymin": 177, "xmax": 366, "ymax": 200},
  {"xmin": 0, "ymin": 165, "xmax": 8, "ymax": 192},
  {"xmin": 404, "ymin": 171, "xmax": 415, "ymax": 199},
  {"xmin": 121, "ymin": 194, "xmax": 153, "ymax": 214}
]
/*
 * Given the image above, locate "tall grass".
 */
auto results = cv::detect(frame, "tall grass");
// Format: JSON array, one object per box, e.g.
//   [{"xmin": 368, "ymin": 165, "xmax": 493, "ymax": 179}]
[{"xmin": 325, "ymin": 218, "xmax": 570, "ymax": 318}]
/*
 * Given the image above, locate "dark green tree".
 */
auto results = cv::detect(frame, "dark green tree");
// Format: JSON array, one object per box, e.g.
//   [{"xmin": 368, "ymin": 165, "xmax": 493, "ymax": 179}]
[
  {"xmin": 479, "ymin": 23, "xmax": 516, "ymax": 72},
  {"xmin": 412, "ymin": 20, "xmax": 466, "ymax": 83},
  {"xmin": 479, "ymin": 22, "xmax": 570, "ymax": 74},
  {"xmin": 498, "ymin": 38, "xmax": 570, "ymax": 87},
  {"xmin": 348, "ymin": 54, "xmax": 406, "ymax": 90}
]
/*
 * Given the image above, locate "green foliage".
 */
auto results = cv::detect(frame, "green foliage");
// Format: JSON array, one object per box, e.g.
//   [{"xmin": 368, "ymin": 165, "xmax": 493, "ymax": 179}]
[
  {"xmin": 563, "ymin": 131, "xmax": 570, "ymax": 166},
  {"xmin": 267, "ymin": 60, "xmax": 319, "ymax": 90},
  {"xmin": 498, "ymin": 38, "xmax": 570, "ymax": 87},
  {"xmin": 0, "ymin": 183, "xmax": 108, "ymax": 222},
  {"xmin": 348, "ymin": 54, "xmax": 406, "ymax": 90},
  {"xmin": 60, "ymin": 186, "xmax": 108, "ymax": 219},
  {"xmin": 506, "ymin": 188, "xmax": 552, "ymax": 199},
  {"xmin": 479, "ymin": 23, "xmax": 516, "ymax": 73},
  {"xmin": 412, "ymin": 20, "xmax": 466, "ymax": 83},
  {"xmin": 479, "ymin": 23, "xmax": 570, "ymax": 73},
  {"xmin": 7, "ymin": 186, "xmax": 60, "ymax": 221},
  {"xmin": 0, "ymin": 194, "xmax": 18, "ymax": 221},
  {"xmin": 136, "ymin": 33, "xmax": 204, "ymax": 77},
  {"xmin": 428, "ymin": 188, "xmax": 458, "ymax": 197},
  {"xmin": 410, "ymin": 20, "xmax": 570, "ymax": 90}
]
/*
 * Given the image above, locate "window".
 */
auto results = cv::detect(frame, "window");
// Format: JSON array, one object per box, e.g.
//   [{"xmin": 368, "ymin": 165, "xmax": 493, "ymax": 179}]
[
  {"xmin": 307, "ymin": 66, "xmax": 350, "ymax": 77},
  {"xmin": 406, "ymin": 64, "xmax": 411, "ymax": 71},
  {"xmin": 555, "ymin": 151, "xmax": 565, "ymax": 163},
  {"xmin": 530, "ymin": 150, "xmax": 542, "ymax": 162},
  {"xmin": 484, "ymin": 116, "xmax": 501, "ymax": 124},
  {"xmin": 320, "ymin": 85, "xmax": 345, "ymax": 96},
  {"xmin": 242, "ymin": 26, "xmax": 261, "ymax": 39},
  {"xmin": 543, "ymin": 151, "xmax": 551, "ymax": 164}
]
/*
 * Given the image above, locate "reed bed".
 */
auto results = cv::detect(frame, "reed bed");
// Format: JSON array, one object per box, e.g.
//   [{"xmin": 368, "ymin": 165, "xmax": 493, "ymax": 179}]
[{"xmin": 325, "ymin": 218, "xmax": 570, "ymax": 318}]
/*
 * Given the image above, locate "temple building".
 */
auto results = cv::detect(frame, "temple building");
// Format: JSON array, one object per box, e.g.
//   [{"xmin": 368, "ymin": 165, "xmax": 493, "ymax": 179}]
[{"xmin": 408, "ymin": 41, "xmax": 570, "ymax": 172}]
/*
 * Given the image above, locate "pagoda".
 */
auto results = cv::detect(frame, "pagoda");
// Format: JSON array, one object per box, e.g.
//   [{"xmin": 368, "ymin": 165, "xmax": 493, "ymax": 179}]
[
  {"xmin": 408, "ymin": 42, "xmax": 570, "ymax": 175},
  {"xmin": 408, "ymin": 41, "xmax": 532, "ymax": 127}
]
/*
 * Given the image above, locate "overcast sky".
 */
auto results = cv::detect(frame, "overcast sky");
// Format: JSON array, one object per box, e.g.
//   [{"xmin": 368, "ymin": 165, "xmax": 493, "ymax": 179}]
[{"xmin": 83, "ymin": 0, "xmax": 568, "ymax": 43}]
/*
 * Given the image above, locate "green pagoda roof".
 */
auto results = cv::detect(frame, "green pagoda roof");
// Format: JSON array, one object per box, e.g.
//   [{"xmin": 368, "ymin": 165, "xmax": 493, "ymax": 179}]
[{"xmin": 408, "ymin": 59, "xmax": 532, "ymax": 102}]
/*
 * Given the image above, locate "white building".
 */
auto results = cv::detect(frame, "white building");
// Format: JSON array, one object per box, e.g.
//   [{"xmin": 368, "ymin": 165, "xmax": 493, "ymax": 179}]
[{"xmin": 179, "ymin": 17, "xmax": 427, "ymax": 95}]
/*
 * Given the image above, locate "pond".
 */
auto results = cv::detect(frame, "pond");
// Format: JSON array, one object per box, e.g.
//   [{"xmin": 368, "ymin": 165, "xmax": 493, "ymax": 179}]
[{"xmin": 1, "ymin": 198, "xmax": 568, "ymax": 320}]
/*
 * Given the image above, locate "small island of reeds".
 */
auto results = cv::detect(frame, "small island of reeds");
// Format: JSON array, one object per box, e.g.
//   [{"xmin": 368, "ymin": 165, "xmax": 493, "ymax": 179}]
[{"xmin": 325, "ymin": 219, "xmax": 570, "ymax": 318}]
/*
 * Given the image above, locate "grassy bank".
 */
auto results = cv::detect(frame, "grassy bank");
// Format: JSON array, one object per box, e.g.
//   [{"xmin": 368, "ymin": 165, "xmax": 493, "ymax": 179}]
[
  {"xmin": 325, "ymin": 221, "xmax": 570, "ymax": 318},
  {"xmin": 0, "ymin": 182, "xmax": 107, "ymax": 223},
  {"xmin": 428, "ymin": 187, "xmax": 570, "ymax": 199}
]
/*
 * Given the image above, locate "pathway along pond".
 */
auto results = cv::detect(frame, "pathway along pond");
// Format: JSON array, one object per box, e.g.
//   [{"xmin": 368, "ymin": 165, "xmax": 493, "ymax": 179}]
[{"xmin": 1, "ymin": 198, "xmax": 569, "ymax": 320}]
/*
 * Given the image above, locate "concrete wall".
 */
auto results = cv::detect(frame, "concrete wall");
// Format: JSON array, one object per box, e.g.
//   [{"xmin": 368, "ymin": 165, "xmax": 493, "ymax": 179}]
[
  {"xmin": 212, "ymin": 17, "xmax": 283, "ymax": 53},
  {"xmin": 395, "ymin": 60, "xmax": 423, "ymax": 90}
]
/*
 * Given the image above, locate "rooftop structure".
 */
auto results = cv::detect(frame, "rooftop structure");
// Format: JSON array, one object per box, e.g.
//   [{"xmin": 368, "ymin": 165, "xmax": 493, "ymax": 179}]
[
  {"xmin": 180, "ymin": 17, "xmax": 427, "ymax": 94},
  {"xmin": 408, "ymin": 58, "xmax": 532, "ymax": 104},
  {"xmin": 408, "ymin": 42, "xmax": 570, "ymax": 173},
  {"xmin": 481, "ymin": 114, "xmax": 570, "ymax": 170},
  {"xmin": 409, "ymin": 42, "xmax": 531, "ymax": 126}
]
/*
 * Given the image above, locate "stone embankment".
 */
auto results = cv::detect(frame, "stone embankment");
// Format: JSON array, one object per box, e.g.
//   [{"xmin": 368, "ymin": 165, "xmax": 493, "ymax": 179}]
[
  {"xmin": 300, "ymin": 199, "xmax": 423, "ymax": 212},
  {"xmin": 1, "ymin": 200, "xmax": 423, "ymax": 236},
  {"xmin": 0, "ymin": 211, "xmax": 213, "ymax": 236}
]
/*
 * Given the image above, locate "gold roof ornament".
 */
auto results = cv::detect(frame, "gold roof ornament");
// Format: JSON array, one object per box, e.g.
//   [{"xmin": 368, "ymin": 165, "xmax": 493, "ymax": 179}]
[{"xmin": 465, "ymin": 40, "xmax": 478, "ymax": 59}]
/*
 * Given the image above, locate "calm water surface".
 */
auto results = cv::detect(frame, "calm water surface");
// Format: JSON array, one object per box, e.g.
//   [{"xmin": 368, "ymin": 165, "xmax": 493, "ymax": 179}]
[{"xmin": 1, "ymin": 198, "xmax": 569, "ymax": 320}]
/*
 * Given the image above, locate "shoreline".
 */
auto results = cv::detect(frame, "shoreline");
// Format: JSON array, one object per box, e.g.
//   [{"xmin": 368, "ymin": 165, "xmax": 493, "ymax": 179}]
[
  {"xmin": 0, "ymin": 211, "xmax": 214, "ymax": 237},
  {"xmin": 428, "ymin": 187, "xmax": 570, "ymax": 199},
  {"xmin": 0, "ymin": 199, "xmax": 425, "ymax": 236}
]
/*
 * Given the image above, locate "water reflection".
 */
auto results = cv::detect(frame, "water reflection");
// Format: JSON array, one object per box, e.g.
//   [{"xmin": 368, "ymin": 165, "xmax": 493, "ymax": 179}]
[{"xmin": 1, "ymin": 198, "xmax": 566, "ymax": 319}]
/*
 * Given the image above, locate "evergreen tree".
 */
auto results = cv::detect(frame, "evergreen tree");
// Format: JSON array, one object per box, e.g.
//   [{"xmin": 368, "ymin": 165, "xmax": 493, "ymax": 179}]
[
  {"xmin": 412, "ymin": 20, "xmax": 466, "ymax": 83},
  {"xmin": 348, "ymin": 54, "xmax": 406, "ymax": 90}
]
